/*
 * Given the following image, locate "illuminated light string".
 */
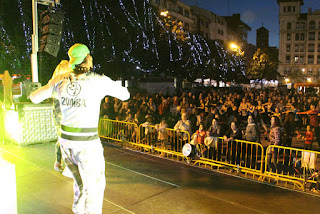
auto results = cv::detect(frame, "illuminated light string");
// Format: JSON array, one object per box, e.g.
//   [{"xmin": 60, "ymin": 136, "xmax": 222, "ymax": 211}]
[
  {"xmin": 119, "ymin": 0, "xmax": 150, "ymax": 50},
  {"xmin": 79, "ymin": 0, "xmax": 92, "ymax": 50},
  {"xmin": 89, "ymin": 0, "xmax": 96, "ymax": 53},
  {"xmin": 4, "ymin": 0, "xmax": 244, "ymax": 76},
  {"xmin": 17, "ymin": 0, "xmax": 32, "ymax": 54}
]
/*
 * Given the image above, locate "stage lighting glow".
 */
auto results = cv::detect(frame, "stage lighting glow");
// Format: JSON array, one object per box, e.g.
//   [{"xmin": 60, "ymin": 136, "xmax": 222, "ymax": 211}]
[
  {"xmin": 3, "ymin": 104, "xmax": 57, "ymax": 146},
  {"xmin": 0, "ymin": 159, "xmax": 17, "ymax": 214},
  {"xmin": 4, "ymin": 110, "xmax": 20, "ymax": 143}
]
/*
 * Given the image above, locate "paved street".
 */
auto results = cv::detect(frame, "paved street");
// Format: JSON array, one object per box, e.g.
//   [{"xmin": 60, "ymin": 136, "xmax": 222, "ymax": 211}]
[{"xmin": 1, "ymin": 141, "xmax": 320, "ymax": 214}]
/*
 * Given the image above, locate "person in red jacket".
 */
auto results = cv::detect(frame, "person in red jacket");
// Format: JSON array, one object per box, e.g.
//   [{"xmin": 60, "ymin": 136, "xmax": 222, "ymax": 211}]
[
  {"xmin": 303, "ymin": 125, "xmax": 313, "ymax": 150},
  {"xmin": 298, "ymin": 104, "xmax": 319, "ymax": 150}
]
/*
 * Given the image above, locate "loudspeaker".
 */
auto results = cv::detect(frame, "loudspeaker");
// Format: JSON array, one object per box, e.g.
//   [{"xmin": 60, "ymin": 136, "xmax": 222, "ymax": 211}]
[
  {"xmin": 40, "ymin": 34, "xmax": 61, "ymax": 46},
  {"xmin": 21, "ymin": 81, "xmax": 42, "ymax": 99}
]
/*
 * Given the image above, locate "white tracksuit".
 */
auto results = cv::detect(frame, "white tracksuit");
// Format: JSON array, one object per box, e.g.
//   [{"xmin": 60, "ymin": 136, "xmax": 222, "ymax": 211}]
[{"xmin": 30, "ymin": 72, "xmax": 130, "ymax": 214}]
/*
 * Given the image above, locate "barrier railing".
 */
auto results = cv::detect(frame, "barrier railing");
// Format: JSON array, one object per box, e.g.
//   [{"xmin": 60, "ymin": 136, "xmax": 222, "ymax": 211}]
[
  {"xmin": 138, "ymin": 124, "xmax": 191, "ymax": 160},
  {"xmin": 194, "ymin": 138, "xmax": 264, "ymax": 177},
  {"xmin": 98, "ymin": 119, "xmax": 320, "ymax": 193},
  {"xmin": 99, "ymin": 119, "xmax": 139, "ymax": 144},
  {"xmin": 263, "ymin": 145, "xmax": 320, "ymax": 191}
]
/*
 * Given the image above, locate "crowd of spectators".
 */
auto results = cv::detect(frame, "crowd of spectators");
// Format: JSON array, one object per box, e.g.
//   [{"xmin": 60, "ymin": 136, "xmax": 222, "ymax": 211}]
[{"xmin": 100, "ymin": 88, "xmax": 320, "ymax": 152}]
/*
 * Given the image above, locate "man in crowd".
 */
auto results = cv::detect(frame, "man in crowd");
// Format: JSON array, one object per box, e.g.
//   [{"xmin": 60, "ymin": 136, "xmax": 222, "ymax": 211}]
[{"xmin": 30, "ymin": 43, "xmax": 130, "ymax": 214}]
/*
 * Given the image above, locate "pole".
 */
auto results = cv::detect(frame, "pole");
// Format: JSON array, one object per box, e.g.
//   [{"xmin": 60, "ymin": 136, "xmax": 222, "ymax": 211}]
[{"xmin": 31, "ymin": 0, "xmax": 39, "ymax": 83}]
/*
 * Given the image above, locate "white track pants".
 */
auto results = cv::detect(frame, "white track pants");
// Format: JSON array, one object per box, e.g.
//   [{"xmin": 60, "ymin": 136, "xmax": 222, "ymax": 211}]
[{"xmin": 60, "ymin": 142, "xmax": 106, "ymax": 214}]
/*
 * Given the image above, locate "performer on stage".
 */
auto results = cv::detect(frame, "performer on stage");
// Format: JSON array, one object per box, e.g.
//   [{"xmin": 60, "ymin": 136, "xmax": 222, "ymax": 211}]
[
  {"xmin": 30, "ymin": 43, "xmax": 130, "ymax": 214},
  {"xmin": 50, "ymin": 60, "xmax": 72, "ymax": 172}
]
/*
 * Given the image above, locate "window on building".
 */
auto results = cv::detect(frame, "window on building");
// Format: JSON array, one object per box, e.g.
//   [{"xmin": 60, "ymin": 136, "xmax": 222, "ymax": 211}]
[
  {"xmin": 178, "ymin": 6, "xmax": 183, "ymax": 15},
  {"xmin": 300, "ymin": 44, "xmax": 305, "ymax": 52},
  {"xmin": 301, "ymin": 33, "xmax": 305, "ymax": 41},
  {"xmin": 318, "ymin": 32, "xmax": 320, "ymax": 40},
  {"xmin": 293, "ymin": 6, "xmax": 295, "ymax": 12},
  {"xmin": 300, "ymin": 56, "xmax": 304, "ymax": 63},
  {"xmin": 284, "ymin": 67, "xmax": 291, "ymax": 74},
  {"xmin": 308, "ymin": 44, "xmax": 315, "ymax": 52},
  {"xmin": 295, "ymin": 33, "xmax": 299, "ymax": 41},
  {"xmin": 200, "ymin": 19, "xmax": 204, "ymax": 26},
  {"xmin": 295, "ymin": 44, "xmax": 299, "ymax": 52},
  {"xmin": 205, "ymin": 21, "xmax": 209, "ymax": 28},
  {"xmin": 218, "ymin": 29, "xmax": 224, "ymax": 35},
  {"xmin": 308, "ymin": 68, "xmax": 313, "ymax": 74},
  {"xmin": 301, "ymin": 22, "xmax": 305, "ymax": 29},
  {"xmin": 309, "ymin": 32, "xmax": 315, "ymax": 40},
  {"xmin": 286, "ymin": 55, "xmax": 290, "ymax": 63},
  {"xmin": 294, "ymin": 56, "xmax": 299, "ymax": 63},
  {"xmin": 185, "ymin": 9, "xmax": 190, "ymax": 18},
  {"xmin": 317, "ymin": 55, "xmax": 320, "ymax": 64},
  {"xmin": 287, "ymin": 22, "xmax": 291, "ymax": 30},
  {"xmin": 154, "ymin": 0, "xmax": 160, "ymax": 4},
  {"xmin": 318, "ymin": 69, "xmax": 320, "ymax": 75},
  {"xmin": 286, "ymin": 44, "xmax": 291, "ymax": 52},
  {"xmin": 287, "ymin": 33, "xmax": 291, "ymax": 41},
  {"xmin": 283, "ymin": 6, "xmax": 286, "ymax": 13},
  {"xmin": 309, "ymin": 21, "xmax": 316, "ymax": 29},
  {"xmin": 288, "ymin": 6, "xmax": 291, "ymax": 12},
  {"xmin": 308, "ymin": 55, "xmax": 314, "ymax": 64},
  {"xmin": 296, "ymin": 22, "xmax": 300, "ymax": 29},
  {"xmin": 184, "ymin": 23, "xmax": 189, "ymax": 31},
  {"xmin": 318, "ymin": 44, "xmax": 320, "ymax": 52}
]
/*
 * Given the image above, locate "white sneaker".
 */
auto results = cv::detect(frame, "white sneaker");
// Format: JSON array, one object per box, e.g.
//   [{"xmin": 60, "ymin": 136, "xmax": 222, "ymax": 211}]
[
  {"xmin": 54, "ymin": 162, "xmax": 63, "ymax": 172},
  {"xmin": 62, "ymin": 166, "xmax": 73, "ymax": 179}
]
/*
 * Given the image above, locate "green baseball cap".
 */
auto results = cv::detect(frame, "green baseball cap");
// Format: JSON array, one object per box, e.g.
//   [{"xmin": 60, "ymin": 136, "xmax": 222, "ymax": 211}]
[{"xmin": 68, "ymin": 43, "xmax": 90, "ymax": 70}]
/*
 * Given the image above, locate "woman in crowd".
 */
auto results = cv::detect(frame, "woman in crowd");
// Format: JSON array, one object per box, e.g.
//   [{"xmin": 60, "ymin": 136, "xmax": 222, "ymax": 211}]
[
  {"xmin": 206, "ymin": 118, "xmax": 222, "ymax": 160},
  {"xmin": 224, "ymin": 122, "xmax": 242, "ymax": 166},
  {"xmin": 255, "ymin": 100, "xmax": 268, "ymax": 134},
  {"xmin": 174, "ymin": 112, "xmax": 192, "ymax": 151},
  {"xmin": 267, "ymin": 116, "xmax": 282, "ymax": 173}
]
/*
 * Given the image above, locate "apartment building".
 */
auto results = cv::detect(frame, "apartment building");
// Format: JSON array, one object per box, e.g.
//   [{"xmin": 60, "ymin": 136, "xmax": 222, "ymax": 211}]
[
  {"xmin": 151, "ymin": 0, "xmax": 195, "ymax": 33},
  {"xmin": 277, "ymin": 0, "xmax": 320, "ymax": 82},
  {"xmin": 223, "ymin": 13, "xmax": 251, "ymax": 44},
  {"xmin": 191, "ymin": 5, "xmax": 228, "ymax": 41}
]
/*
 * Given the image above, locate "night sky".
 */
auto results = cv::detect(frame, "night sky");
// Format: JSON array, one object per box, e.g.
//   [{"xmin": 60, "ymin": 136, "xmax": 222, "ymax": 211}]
[{"xmin": 181, "ymin": 0, "xmax": 320, "ymax": 47}]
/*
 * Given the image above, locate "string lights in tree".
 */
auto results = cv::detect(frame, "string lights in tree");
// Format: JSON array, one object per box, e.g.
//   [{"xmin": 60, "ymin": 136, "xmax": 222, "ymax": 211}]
[{"xmin": 2, "ymin": 0, "xmax": 246, "ymax": 81}]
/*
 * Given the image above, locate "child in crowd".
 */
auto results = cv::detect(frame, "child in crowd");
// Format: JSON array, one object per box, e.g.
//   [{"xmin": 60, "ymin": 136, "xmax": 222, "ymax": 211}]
[
  {"xmin": 155, "ymin": 118, "xmax": 168, "ymax": 156},
  {"xmin": 303, "ymin": 125, "xmax": 313, "ymax": 150},
  {"xmin": 193, "ymin": 123, "xmax": 206, "ymax": 146}
]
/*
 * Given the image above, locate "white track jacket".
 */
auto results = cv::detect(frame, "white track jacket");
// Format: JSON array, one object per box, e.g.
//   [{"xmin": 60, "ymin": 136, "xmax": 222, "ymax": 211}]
[{"xmin": 30, "ymin": 72, "xmax": 130, "ymax": 148}]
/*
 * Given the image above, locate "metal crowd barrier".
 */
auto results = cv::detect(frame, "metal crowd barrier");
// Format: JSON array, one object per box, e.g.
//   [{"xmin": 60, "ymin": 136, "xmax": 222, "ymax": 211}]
[
  {"xmin": 193, "ymin": 138, "xmax": 264, "ymax": 178},
  {"xmin": 262, "ymin": 145, "xmax": 320, "ymax": 191},
  {"xmin": 99, "ymin": 119, "xmax": 139, "ymax": 144},
  {"xmin": 138, "ymin": 124, "xmax": 190, "ymax": 161},
  {"xmin": 98, "ymin": 119, "xmax": 320, "ymax": 193}
]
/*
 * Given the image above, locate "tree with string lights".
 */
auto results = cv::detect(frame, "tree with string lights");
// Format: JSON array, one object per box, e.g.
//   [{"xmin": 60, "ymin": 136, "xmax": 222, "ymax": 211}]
[
  {"xmin": 1, "ymin": 0, "xmax": 247, "ymax": 86},
  {"xmin": 247, "ymin": 48, "xmax": 279, "ymax": 85}
]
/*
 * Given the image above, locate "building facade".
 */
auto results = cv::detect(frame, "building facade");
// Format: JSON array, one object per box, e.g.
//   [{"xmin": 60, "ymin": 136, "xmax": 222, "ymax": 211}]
[
  {"xmin": 223, "ymin": 13, "xmax": 251, "ymax": 44},
  {"xmin": 256, "ymin": 26, "xmax": 269, "ymax": 48},
  {"xmin": 151, "ymin": 0, "xmax": 195, "ymax": 33},
  {"xmin": 277, "ymin": 0, "xmax": 320, "ymax": 83},
  {"xmin": 191, "ymin": 5, "xmax": 228, "ymax": 41}
]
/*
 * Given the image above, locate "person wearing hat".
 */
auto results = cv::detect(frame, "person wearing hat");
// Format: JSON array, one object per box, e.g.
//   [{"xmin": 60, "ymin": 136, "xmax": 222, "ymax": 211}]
[{"xmin": 30, "ymin": 43, "xmax": 130, "ymax": 214}]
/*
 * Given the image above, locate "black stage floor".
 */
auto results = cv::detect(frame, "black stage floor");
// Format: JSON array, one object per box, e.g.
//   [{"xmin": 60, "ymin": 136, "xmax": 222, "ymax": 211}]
[{"xmin": 1, "ymin": 141, "xmax": 320, "ymax": 214}]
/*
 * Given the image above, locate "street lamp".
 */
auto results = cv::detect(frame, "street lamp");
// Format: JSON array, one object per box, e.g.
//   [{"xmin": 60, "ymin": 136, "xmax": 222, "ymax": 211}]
[
  {"xmin": 230, "ymin": 43, "xmax": 239, "ymax": 51},
  {"xmin": 307, "ymin": 77, "xmax": 311, "ymax": 83},
  {"xmin": 285, "ymin": 78, "xmax": 290, "ymax": 83},
  {"xmin": 160, "ymin": 11, "xmax": 169, "ymax": 17},
  {"xmin": 229, "ymin": 42, "xmax": 243, "ymax": 56}
]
